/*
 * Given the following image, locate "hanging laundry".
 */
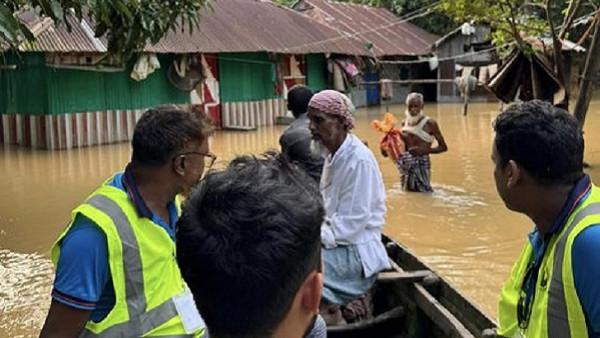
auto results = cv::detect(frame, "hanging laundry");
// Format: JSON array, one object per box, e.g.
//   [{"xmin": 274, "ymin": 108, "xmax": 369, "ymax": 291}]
[
  {"xmin": 478, "ymin": 66, "xmax": 489, "ymax": 84},
  {"xmin": 428, "ymin": 56, "xmax": 439, "ymax": 71},
  {"xmin": 461, "ymin": 22, "xmax": 476, "ymax": 35},
  {"xmin": 331, "ymin": 61, "xmax": 346, "ymax": 92},
  {"xmin": 289, "ymin": 55, "xmax": 303, "ymax": 78},
  {"xmin": 200, "ymin": 54, "xmax": 219, "ymax": 104},
  {"xmin": 130, "ymin": 54, "xmax": 161, "ymax": 81},
  {"xmin": 380, "ymin": 79, "xmax": 393, "ymax": 100}
]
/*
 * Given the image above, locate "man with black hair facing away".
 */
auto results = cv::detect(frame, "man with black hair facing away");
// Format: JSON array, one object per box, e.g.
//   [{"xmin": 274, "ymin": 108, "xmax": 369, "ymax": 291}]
[
  {"xmin": 280, "ymin": 85, "xmax": 324, "ymax": 182},
  {"xmin": 494, "ymin": 100, "xmax": 600, "ymax": 338},
  {"xmin": 40, "ymin": 106, "xmax": 215, "ymax": 337},
  {"xmin": 176, "ymin": 153, "xmax": 327, "ymax": 338}
]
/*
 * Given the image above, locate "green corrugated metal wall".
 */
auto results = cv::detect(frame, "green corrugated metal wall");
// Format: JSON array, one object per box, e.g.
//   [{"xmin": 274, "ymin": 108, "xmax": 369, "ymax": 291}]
[
  {"xmin": 0, "ymin": 53, "xmax": 48, "ymax": 115},
  {"xmin": 0, "ymin": 53, "xmax": 189, "ymax": 115},
  {"xmin": 219, "ymin": 53, "xmax": 278, "ymax": 103},
  {"xmin": 306, "ymin": 54, "xmax": 328, "ymax": 92}
]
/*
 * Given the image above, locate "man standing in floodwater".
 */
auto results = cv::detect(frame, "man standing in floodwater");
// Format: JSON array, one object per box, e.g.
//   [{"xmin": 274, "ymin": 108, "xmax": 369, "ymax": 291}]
[
  {"xmin": 494, "ymin": 100, "xmax": 600, "ymax": 338},
  {"xmin": 392, "ymin": 92, "xmax": 448, "ymax": 192}
]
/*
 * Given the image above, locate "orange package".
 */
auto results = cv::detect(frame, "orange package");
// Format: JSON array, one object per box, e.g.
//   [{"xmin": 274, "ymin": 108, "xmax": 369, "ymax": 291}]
[{"xmin": 371, "ymin": 113, "xmax": 405, "ymax": 161}]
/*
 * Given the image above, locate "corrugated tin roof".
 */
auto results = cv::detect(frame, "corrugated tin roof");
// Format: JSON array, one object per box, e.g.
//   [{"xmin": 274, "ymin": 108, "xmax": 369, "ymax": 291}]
[
  {"xmin": 525, "ymin": 36, "xmax": 587, "ymax": 53},
  {"xmin": 17, "ymin": 11, "xmax": 107, "ymax": 53},
  {"xmin": 297, "ymin": 0, "xmax": 438, "ymax": 57},
  {"xmin": 146, "ymin": 0, "xmax": 370, "ymax": 55},
  {"xmin": 1, "ymin": 0, "xmax": 369, "ymax": 56}
]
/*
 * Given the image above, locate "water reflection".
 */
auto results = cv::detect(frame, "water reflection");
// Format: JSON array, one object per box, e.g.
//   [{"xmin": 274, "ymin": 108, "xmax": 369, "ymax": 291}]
[
  {"xmin": 0, "ymin": 250, "xmax": 53, "ymax": 337},
  {"xmin": 1, "ymin": 102, "xmax": 599, "ymax": 336}
]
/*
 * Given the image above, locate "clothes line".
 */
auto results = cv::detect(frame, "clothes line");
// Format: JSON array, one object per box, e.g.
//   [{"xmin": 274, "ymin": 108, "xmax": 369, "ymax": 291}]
[
  {"xmin": 357, "ymin": 79, "xmax": 457, "ymax": 85},
  {"xmin": 376, "ymin": 45, "xmax": 507, "ymax": 65}
]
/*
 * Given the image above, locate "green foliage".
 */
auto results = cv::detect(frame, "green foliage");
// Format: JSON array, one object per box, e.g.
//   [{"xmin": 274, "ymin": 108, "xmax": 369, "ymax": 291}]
[
  {"xmin": 437, "ymin": 0, "xmax": 600, "ymax": 51},
  {"xmin": 273, "ymin": 0, "xmax": 296, "ymax": 6},
  {"xmin": 376, "ymin": 0, "xmax": 455, "ymax": 36},
  {"xmin": 0, "ymin": 0, "xmax": 210, "ymax": 60}
]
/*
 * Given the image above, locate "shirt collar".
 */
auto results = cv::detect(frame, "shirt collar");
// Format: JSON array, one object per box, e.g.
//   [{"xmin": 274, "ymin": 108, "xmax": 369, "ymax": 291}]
[
  {"xmin": 121, "ymin": 163, "xmax": 154, "ymax": 219},
  {"xmin": 291, "ymin": 113, "xmax": 309, "ymax": 126},
  {"xmin": 326, "ymin": 133, "xmax": 351, "ymax": 164},
  {"xmin": 546, "ymin": 174, "xmax": 592, "ymax": 237}
]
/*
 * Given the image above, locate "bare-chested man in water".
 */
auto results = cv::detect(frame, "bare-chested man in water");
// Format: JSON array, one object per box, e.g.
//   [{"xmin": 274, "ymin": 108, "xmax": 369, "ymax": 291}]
[{"xmin": 395, "ymin": 92, "xmax": 447, "ymax": 192}]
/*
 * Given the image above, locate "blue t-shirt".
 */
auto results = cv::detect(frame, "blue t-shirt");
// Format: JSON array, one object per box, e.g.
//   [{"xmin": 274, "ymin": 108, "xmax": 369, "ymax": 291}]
[
  {"xmin": 526, "ymin": 175, "xmax": 600, "ymax": 337},
  {"xmin": 52, "ymin": 172, "xmax": 179, "ymax": 322}
]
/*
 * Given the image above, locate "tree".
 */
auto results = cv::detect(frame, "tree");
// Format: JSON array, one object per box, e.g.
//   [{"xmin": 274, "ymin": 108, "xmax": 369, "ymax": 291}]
[
  {"xmin": 438, "ymin": 0, "xmax": 600, "ymax": 126},
  {"xmin": 0, "ymin": 0, "xmax": 210, "ymax": 60}
]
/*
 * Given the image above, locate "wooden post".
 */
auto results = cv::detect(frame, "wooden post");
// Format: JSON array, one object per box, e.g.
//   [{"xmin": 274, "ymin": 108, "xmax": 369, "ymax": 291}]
[
  {"xmin": 574, "ymin": 16, "xmax": 600, "ymax": 127},
  {"xmin": 462, "ymin": 86, "xmax": 470, "ymax": 116}
]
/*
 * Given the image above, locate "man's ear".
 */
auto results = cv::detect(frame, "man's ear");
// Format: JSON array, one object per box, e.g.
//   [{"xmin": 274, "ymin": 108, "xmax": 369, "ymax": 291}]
[
  {"xmin": 173, "ymin": 155, "xmax": 186, "ymax": 176},
  {"xmin": 506, "ymin": 160, "xmax": 521, "ymax": 189},
  {"xmin": 300, "ymin": 271, "xmax": 323, "ymax": 315}
]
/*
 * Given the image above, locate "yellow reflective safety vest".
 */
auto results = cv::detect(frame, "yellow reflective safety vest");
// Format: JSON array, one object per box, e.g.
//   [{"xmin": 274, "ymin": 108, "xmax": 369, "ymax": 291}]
[
  {"xmin": 51, "ymin": 178, "xmax": 204, "ymax": 337},
  {"xmin": 497, "ymin": 184, "xmax": 600, "ymax": 338}
]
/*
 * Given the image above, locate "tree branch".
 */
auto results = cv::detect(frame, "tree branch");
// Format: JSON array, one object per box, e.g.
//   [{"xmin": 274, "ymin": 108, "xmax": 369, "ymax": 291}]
[
  {"xmin": 577, "ymin": 12, "xmax": 599, "ymax": 44},
  {"xmin": 559, "ymin": 0, "xmax": 583, "ymax": 39},
  {"xmin": 499, "ymin": 0, "xmax": 526, "ymax": 49},
  {"xmin": 546, "ymin": 0, "xmax": 569, "ymax": 106}
]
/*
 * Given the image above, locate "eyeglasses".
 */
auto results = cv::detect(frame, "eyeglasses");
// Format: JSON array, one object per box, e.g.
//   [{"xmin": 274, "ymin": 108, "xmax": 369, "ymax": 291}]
[{"xmin": 177, "ymin": 151, "xmax": 217, "ymax": 171}]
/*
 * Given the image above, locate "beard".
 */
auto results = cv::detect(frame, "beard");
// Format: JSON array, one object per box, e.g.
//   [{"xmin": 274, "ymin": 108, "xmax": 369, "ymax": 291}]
[
  {"xmin": 405, "ymin": 110, "xmax": 424, "ymax": 125},
  {"xmin": 310, "ymin": 139, "xmax": 328, "ymax": 159}
]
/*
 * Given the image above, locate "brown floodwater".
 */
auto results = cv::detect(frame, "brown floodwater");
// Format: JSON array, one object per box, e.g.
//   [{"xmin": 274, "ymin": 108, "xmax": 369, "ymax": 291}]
[{"xmin": 1, "ymin": 102, "xmax": 600, "ymax": 337}]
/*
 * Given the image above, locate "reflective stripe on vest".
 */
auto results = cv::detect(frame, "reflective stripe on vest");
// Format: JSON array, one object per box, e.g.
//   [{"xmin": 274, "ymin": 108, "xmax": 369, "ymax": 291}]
[
  {"xmin": 547, "ymin": 202, "xmax": 600, "ymax": 337},
  {"xmin": 79, "ymin": 194, "xmax": 182, "ymax": 338}
]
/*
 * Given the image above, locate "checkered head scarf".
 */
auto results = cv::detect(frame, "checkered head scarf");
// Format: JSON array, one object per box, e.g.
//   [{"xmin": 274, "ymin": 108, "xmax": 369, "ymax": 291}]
[{"xmin": 308, "ymin": 90, "xmax": 355, "ymax": 130}]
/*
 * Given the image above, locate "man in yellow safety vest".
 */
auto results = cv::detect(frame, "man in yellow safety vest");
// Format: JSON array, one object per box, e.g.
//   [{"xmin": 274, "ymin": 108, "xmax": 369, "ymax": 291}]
[
  {"xmin": 40, "ymin": 106, "xmax": 215, "ymax": 337},
  {"xmin": 493, "ymin": 100, "xmax": 600, "ymax": 338}
]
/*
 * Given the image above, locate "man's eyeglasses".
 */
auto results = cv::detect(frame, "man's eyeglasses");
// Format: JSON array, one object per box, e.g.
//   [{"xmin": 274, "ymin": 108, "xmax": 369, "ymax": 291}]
[{"xmin": 177, "ymin": 151, "xmax": 217, "ymax": 171}]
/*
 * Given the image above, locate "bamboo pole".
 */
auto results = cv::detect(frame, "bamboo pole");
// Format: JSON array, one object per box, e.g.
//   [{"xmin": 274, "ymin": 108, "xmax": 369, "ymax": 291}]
[
  {"xmin": 574, "ymin": 16, "xmax": 600, "ymax": 126},
  {"xmin": 358, "ymin": 79, "xmax": 457, "ymax": 85}
]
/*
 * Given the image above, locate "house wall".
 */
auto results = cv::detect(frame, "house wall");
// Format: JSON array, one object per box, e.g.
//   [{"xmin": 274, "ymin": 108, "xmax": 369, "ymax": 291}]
[
  {"xmin": 379, "ymin": 62, "xmax": 439, "ymax": 104},
  {"xmin": 436, "ymin": 27, "xmax": 497, "ymax": 103},
  {"xmin": 218, "ymin": 53, "xmax": 285, "ymax": 129},
  {"xmin": 306, "ymin": 54, "xmax": 328, "ymax": 92},
  {"xmin": 0, "ymin": 53, "xmax": 189, "ymax": 149}
]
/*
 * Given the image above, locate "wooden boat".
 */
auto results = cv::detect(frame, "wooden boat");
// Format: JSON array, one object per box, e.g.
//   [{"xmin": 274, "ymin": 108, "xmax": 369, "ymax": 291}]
[{"xmin": 327, "ymin": 235, "xmax": 497, "ymax": 338}]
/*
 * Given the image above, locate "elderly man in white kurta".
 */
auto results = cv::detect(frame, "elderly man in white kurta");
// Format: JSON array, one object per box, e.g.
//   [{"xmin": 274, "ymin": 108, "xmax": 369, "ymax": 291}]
[{"xmin": 307, "ymin": 90, "xmax": 390, "ymax": 324}]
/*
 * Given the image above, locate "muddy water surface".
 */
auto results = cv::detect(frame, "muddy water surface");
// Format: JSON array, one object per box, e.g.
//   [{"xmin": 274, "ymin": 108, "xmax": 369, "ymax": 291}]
[{"xmin": 2, "ymin": 102, "xmax": 600, "ymax": 337}]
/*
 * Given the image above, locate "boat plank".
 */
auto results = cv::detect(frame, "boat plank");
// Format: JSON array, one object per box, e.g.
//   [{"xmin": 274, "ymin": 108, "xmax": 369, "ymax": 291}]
[
  {"xmin": 413, "ymin": 283, "xmax": 476, "ymax": 338},
  {"xmin": 377, "ymin": 270, "xmax": 432, "ymax": 284}
]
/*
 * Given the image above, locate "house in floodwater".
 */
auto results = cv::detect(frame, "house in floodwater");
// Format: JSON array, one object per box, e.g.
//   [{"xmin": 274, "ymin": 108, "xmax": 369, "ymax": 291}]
[
  {"xmin": 434, "ymin": 24, "xmax": 499, "ymax": 102},
  {"xmin": 0, "ymin": 0, "xmax": 368, "ymax": 150},
  {"xmin": 293, "ymin": 0, "xmax": 439, "ymax": 106}
]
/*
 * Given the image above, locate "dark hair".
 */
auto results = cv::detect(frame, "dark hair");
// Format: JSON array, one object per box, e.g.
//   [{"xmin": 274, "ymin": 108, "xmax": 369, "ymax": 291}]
[
  {"xmin": 131, "ymin": 106, "xmax": 213, "ymax": 166},
  {"xmin": 176, "ymin": 152, "xmax": 324, "ymax": 338},
  {"xmin": 288, "ymin": 85, "xmax": 314, "ymax": 118},
  {"xmin": 493, "ymin": 100, "xmax": 584, "ymax": 185}
]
